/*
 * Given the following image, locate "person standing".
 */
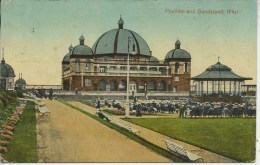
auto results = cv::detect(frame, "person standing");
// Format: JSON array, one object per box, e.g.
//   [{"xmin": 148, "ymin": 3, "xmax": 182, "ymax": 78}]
[
  {"xmin": 96, "ymin": 98, "xmax": 101, "ymax": 110},
  {"xmin": 49, "ymin": 88, "xmax": 53, "ymax": 100},
  {"xmin": 179, "ymin": 104, "xmax": 185, "ymax": 118}
]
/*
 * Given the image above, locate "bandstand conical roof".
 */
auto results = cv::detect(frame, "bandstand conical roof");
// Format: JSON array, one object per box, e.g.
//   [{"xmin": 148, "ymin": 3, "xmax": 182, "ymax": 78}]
[{"xmin": 191, "ymin": 62, "xmax": 252, "ymax": 81}]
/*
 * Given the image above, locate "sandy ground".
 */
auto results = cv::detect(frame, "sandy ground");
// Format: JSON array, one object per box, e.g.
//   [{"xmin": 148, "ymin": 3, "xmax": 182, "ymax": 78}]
[
  {"xmin": 37, "ymin": 99, "xmax": 171, "ymax": 163},
  {"xmin": 69, "ymin": 101, "xmax": 238, "ymax": 163}
]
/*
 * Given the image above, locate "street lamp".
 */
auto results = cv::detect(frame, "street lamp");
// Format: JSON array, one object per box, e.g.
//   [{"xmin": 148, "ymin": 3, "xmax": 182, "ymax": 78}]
[{"xmin": 125, "ymin": 36, "xmax": 136, "ymax": 117}]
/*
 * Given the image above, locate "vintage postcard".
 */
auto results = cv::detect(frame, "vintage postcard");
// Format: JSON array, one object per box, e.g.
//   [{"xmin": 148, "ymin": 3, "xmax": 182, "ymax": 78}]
[{"xmin": 0, "ymin": 0, "xmax": 258, "ymax": 163}]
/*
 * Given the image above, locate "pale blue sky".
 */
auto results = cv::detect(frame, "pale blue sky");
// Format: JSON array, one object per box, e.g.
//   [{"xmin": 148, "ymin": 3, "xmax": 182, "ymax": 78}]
[{"xmin": 0, "ymin": 0, "xmax": 257, "ymax": 85}]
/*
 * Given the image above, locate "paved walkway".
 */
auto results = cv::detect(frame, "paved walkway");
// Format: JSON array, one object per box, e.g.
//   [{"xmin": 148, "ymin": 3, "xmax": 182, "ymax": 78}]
[
  {"xmin": 69, "ymin": 101, "xmax": 238, "ymax": 163},
  {"xmin": 36, "ymin": 100, "xmax": 171, "ymax": 162}
]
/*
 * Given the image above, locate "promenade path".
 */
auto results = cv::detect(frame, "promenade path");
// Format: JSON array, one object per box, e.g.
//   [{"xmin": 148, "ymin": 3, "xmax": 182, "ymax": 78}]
[
  {"xmin": 37, "ymin": 100, "xmax": 171, "ymax": 162},
  {"xmin": 69, "ymin": 101, "xmax": 238, "ymax": 163}
]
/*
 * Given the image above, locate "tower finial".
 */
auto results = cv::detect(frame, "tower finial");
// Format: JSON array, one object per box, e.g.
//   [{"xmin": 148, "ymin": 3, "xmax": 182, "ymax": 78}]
[
  {"xmin": 79, "ymin": 34, "xmax": 85, "ymax": 45},
  {"xmin": 2, "ymin": 48, "xmax": 4, "ymax": 60},
  {"xmin": 175, "ymin": 39, "xmax": 181, "ymax": 49},
  {"xmin": 1, "ymin": 48, "xmax": 5, "ymax": 63},
  {"xmin": 118, "ymin": 15, "xmax": 124, "ymax": 29}
]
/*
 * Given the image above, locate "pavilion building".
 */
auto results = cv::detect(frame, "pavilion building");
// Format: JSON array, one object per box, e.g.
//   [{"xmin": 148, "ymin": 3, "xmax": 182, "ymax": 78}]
[
  {"xmin": 191, "ymin": 61, "xmax": 252, "ymax": 96},
  {"xmin": 61, "ymin": 17, "xmax": 192, "ymax": 95}
]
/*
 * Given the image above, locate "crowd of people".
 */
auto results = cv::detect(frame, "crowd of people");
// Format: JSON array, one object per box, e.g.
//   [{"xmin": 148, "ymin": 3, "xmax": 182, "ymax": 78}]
[
  {"xmin": 31, "ymin": 87, "xmax": 53, "ymax": 100},
  {"xmin": 97, "ymin": 97, "xmax": 256, "ymax": 118}
]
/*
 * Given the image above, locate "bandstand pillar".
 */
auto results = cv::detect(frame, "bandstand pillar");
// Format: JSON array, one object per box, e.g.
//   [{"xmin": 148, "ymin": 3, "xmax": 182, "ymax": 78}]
[
  {"xmin": 207, "ymin": 81, "xmax": 208, "ymax": 95},
  {"xmin": 229, "ymin": 81, "xmax": 231, "ymax": 95},
  {"xmin": 224, "ymin": 81, "xmax": 226, "ymax": 94},
  {"xmin": 197, "ymin": 81, "xmax": 199, "ymax": 95},
  {"xmin": 201, "ymin": 81, "xmax": 203, "ymax": 95},
  {"xmin": 238, "ymin": 81, "xmax": 241, "ymax": 96},
  {"xmin": 234, "ymin": 81, "xmax": 237, "ymax": 95},
  {"xmin": 212, "ymin": 81, "xmax": 214, "ymax": 94},
  {"xmin": 217, "ymin": 81, "xmax": 220, "ymax": 94}
]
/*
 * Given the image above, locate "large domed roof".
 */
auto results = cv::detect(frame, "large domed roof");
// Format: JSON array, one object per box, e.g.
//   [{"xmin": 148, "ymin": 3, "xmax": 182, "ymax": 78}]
[
  {"xmin": 92, "ymin": 17, "xmax": 151, "ymax": 57},
  {"xmin": 71, "ymin": 35, "xmax": 93, "ymax": 56},
  {"xmin": 0, "ymin": 59, "xmax": 15, "ymax": 77},
  {"xmin": 165, "ymin": 40, "xmax": 191, "ymax": 60}
]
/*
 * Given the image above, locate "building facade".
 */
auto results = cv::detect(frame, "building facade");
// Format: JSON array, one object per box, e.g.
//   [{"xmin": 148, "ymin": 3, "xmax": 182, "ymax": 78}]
[
  {"xmin": 62, "ymin": 17, "xmax": 191, "ymax": 94},
  {"xmin": 0, "ymin": 58, "xmax": 15, "ymax": 90}
]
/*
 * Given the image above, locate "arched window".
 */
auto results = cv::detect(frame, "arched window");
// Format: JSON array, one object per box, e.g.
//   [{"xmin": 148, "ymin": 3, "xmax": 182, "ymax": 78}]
[
  {"xmin": 99, "ymin": 80, "xmax": 107, "ymax": 91},
  {"xmin": 75, "ymin": 59, "xmax": 80, "ymax": 72},
  {"xmin": 148, "ymin": 80, "xmax": 157, "ymax": 91},
  {"xmin": 109, "ymin": 80, "xmax": 117, "ymax": 91},
  {"xmin": 175, "ymin": 62, "xmax": 179, "ymax": 73},
  {"xmin": 184, "ymin": 62, "xmax": 188, "ymax": 73},
  {"xmin": 86, "ymin": 60, "xmax": 91, "ymax": 68},
  {"xmin": 158, "ymin": 80, "xmax": 166, "ymax": 91}
]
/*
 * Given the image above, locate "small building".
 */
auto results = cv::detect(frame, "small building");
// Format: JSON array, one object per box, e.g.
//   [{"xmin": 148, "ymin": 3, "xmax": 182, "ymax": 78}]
[
  {"xmin": 241, "ymin": 84, "xmax": 256, "ymax": 96},
  {"xmin": 0, "ymin": 58, "xmax": 15, "ymax": 90},
  {"xmin": 191, "ymin": 61, "xmax": 252, "ymax": 96},
  {"xmin": 15, "ymin": 73, "xmax": 27, "ymax": 90}
]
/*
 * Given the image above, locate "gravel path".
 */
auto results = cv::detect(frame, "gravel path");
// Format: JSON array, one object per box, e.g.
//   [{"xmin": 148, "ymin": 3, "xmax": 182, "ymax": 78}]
[{"xmin": 36, "ymin": 99, "xmax": 171, "ymax": 162}]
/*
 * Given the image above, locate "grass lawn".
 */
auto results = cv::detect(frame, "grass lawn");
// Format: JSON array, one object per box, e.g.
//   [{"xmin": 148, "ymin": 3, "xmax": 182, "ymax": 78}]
[
  {"xmin": 4, "ymin": 101, "xmax": 37, "ymax": 163},
  {"xmin": 124, "ymin": 118, "xmax": 256, "ymax": 162}
]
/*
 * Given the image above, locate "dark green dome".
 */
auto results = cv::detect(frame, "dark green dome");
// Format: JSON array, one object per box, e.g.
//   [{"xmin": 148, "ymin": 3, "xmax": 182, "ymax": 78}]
[
  {"xmin": 206, "ymin": 62, "xmax": 231, "ymax": 71},
  {"xmin": 149, "ymin": 56, "xmax": 159, "ymax": 62},
  {"xmin": 165, "ymin": 40, "xmax": 191, "ymax": 60},
  {"xmin": 71, "ymin": 35, "xmax": 93, "ymax": 56},
  {"xmin": 15, "ymin": 78, "xmax": 26, "ymax": 86},
  {"xmin": 0, "ymin": 59, "xmax": 15, "ymax": 77},
  {"xmin": 62, "ymin": 45, "xmax": 73, "ymax": 62},
  {"xmin": 165, "ymin": 49, "xmax": 191, "ymax": 60}
]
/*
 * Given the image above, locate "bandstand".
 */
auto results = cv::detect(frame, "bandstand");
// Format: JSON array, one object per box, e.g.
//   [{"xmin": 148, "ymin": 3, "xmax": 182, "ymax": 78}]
[{"xmin": 191, "ymin": 61, "xmax": 252, "ymax": 96}]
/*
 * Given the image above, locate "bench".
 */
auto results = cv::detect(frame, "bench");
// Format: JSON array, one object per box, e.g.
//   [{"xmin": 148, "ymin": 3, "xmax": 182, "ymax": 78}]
[
  {"xmin": 111, "ymin": 120, "xmax": 140, "ymax": 134},
  {"xmin": 38, "ymin": 106, "xmax": 50, "ymax": 117},
  {"xmin": 163, "ymin": 139, "xmax": 203, "ymax": 162}
]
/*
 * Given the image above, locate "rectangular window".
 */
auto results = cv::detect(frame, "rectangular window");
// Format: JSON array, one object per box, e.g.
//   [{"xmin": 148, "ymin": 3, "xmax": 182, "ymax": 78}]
[
  {"xmin": 174, "ymin": 76, "xmax": 179, "ymax": 81},
  {"xmin": 85, "ymin": 79, "xmax": 91, "ymax": 86}
]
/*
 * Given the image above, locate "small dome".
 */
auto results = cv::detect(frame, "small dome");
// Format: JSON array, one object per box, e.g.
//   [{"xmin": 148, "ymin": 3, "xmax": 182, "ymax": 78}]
[
  {"xmin": 175, "ymin": 39, "xmax": 181, "ymax": 45},
  {"xmin": 69, "ymin": 45, "xmax": 73, "ymax": 51},
  {"xmin": 71, "ymin": 35, "xmax": 93, "ymax": 56},
  {"xmin": 206, "ymin": 62, "xmax": 231, "ymax": 71},
  {"xmin": 165, "ymin": 49, "xmax": 191, "ymax": 60},
  {"xmin": 15, "ymin": 78, "xmax": 26, "ymax": 86},
  {"xmin": 79, "ymin": 35, "xmax": 85, "ymax": 41},
  {"xmin": 165, "ymin": 40, "xmax": 191, "ymax": 60},
  {"xmin": 63, "ymin": 54, "xmax": 70, "ymax": 62},
  {"xmin": 71, "ymin": 45, "xmax": 93, "ymax": 56},
  {"xmin": 149, "ymin": 56, "xmax": 159, "ymax": 62},
  {"xmin": 62, "ymin": 45, "xmax": 73, "ymax": 62},
  {"xmin": 0, "ymin": 59, "xmax": 15, "ymax": 77}
]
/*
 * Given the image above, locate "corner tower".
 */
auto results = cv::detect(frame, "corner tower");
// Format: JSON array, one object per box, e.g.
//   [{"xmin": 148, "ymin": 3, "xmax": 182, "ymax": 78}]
[{"xmin": 164, "ymin": 39, "xmax": 191, "ymax": 92}]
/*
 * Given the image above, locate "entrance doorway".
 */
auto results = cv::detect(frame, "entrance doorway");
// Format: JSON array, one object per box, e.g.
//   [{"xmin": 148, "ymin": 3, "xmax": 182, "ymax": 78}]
[{"xmin": 129, "ymin": 81, "xmax": 137, "ymax": 95}]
